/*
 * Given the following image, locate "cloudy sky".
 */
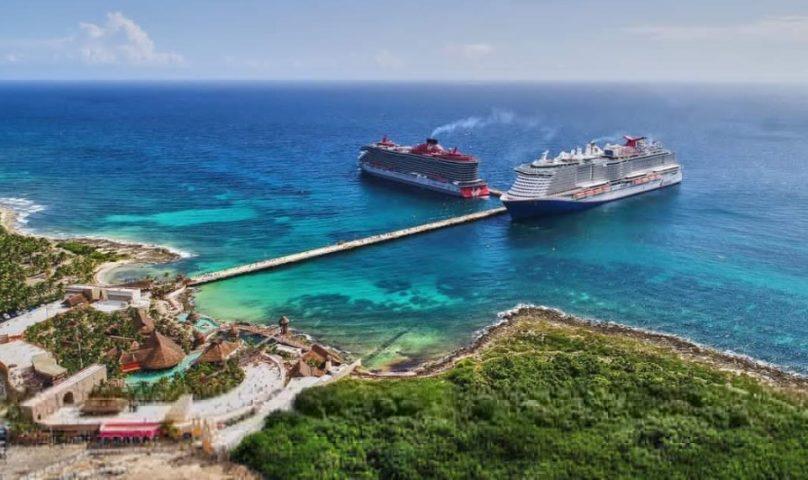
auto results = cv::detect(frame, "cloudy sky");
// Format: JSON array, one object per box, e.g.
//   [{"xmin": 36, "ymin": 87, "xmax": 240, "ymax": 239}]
[{"xmin": 1, "ymin": 0, "xmax": 807, "ymax": 82}]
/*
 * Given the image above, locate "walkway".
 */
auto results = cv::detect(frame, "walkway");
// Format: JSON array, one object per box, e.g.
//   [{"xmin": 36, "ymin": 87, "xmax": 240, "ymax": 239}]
[
  {"xmin": 190, "ymin": 361, "xmax": 283, "ymax": 422},
  {"xmin": 189, "ymin": 206, "xmax": 507, "ymax": 286},
  {"xmin": 0, "ymin": 300, "xmax": 68, "ymax": 337},
  {"xmin": 211, "ymin": 361, "xmax": 359, "ymax": 452}
]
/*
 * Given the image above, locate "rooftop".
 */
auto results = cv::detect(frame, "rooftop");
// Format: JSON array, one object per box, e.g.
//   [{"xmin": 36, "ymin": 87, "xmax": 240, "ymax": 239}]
[{"xmin": 21, "ymin": 364, "xmax": 106, "ymax": 408}]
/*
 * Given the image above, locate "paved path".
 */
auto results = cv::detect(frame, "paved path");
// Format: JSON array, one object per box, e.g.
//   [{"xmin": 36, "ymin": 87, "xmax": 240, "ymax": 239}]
[
  {"xmin": 190, "ymin": 361, "xmax": 283, "ymax": 422},
  {"xmin": 211, "ymin": 360, "xmax": 360, "ymax": 451},
  {"xmin": 189, "ymin": 206, "xmax": 507, "ymax": 286},
  {"xmin": 211, "ymin": 376, "xmax": 320, "ymax": 452},
  {"xmin": 0, "ymin": 301, "xmax": 67, "ymax": 337}
]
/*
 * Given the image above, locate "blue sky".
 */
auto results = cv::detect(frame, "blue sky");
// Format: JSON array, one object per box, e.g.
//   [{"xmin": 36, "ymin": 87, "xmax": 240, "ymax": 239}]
[{"xmin": 1, "ymin": 0, "xmax": 807, "ymax": 81}]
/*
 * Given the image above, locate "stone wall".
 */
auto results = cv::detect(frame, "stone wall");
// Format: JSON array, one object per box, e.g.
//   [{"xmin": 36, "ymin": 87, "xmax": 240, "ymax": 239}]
[{"xmin": 20, "ymin": 364, "xmax": 107, "ymax": 422}]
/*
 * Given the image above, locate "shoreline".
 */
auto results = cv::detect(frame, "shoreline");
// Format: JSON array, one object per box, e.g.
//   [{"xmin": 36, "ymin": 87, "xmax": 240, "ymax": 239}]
[
  {"xmin": 4, "ymin": 202, "xmax": 805, "ymax": 392},
  {"xmin": 359, "ymin": 305, "xmax": 808, "ymax": 395},
  {"xmin": 1, "ymin": 205, "xmax": 184, "ymax": 285}
]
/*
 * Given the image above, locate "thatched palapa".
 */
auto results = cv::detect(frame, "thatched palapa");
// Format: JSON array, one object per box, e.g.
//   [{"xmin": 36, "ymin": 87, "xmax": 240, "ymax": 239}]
[{"xmin": 198, "ymin": 339, "xmax": 240, "ymax": 363}]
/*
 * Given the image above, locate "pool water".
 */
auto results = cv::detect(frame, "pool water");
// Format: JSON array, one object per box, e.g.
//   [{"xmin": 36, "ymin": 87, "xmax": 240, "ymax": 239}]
[
  {"xmin": 124, "ymin": 351, "xmax": 202, "ymax": 386},
  {"xmin": 194, "ymin": 317, "xmax": 220, "ymax": 334}
]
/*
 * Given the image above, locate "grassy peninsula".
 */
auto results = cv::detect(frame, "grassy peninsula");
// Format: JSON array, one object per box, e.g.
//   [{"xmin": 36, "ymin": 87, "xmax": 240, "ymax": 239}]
[
  {"xmin": 0, "ymin": 223, "xmax": 119, "ymax": 314},
  {"xmin": 233, "ymin": 309, "xmax": 808, "ymax": 479}
]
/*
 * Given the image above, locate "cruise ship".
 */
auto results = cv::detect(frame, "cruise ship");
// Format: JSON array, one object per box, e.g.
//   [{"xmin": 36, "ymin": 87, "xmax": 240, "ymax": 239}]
[
  {"xmin": 359, "ymin": 137, "xmax": 490, "ymax": 198},
  {"xmin": 501, "ymin": 136, "xmax": 682, "ymax": 219}
]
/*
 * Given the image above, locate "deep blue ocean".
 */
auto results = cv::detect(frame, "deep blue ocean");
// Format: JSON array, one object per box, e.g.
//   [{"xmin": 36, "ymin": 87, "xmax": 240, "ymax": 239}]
[{"xmin": 1, "ymin": 82, "xmax": 807, "ymax": 371}]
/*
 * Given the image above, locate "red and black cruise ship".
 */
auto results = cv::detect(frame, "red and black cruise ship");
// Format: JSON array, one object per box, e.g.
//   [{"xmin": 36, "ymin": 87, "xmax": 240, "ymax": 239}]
[{"xmin": 358, "ymin": 137, "xmax": 489, "ymax": 198}]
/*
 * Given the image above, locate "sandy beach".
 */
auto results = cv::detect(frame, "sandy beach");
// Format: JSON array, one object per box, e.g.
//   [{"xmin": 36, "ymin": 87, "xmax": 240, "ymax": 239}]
[{"xmin": 1, "ymin": 205, "xmax": 182, "ymax": 285}]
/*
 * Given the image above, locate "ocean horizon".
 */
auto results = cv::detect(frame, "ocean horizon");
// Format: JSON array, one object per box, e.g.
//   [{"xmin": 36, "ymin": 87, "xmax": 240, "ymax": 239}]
[{"xmin": 2, "ymin": 81, "xmax": 807, "ymax": 372}]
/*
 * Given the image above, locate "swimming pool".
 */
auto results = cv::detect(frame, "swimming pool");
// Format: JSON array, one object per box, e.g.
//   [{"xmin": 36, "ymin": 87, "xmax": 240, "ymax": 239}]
[
  {"xmin": 124, "ymin": 350, "xmax": 202, "ymax": 386},
  {"xmin": 193, "ymin": 317, "xmax": 220, "ymax": 334}
]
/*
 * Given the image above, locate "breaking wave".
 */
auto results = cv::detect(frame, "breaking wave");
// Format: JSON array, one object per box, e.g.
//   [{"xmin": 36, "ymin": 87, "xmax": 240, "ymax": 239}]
[
  {"xmin": 0, "ymin": 196, "xmax": 194, "ymax": 259},
  {"xmin": 0, "ymin": 197, "xmax": 46, "ymax": 230}
]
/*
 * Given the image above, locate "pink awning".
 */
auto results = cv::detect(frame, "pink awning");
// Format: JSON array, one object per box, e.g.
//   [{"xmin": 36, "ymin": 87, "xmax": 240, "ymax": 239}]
[{"xmin": 99, "ymin": 422, "xmax": 160, "ymax": 439}]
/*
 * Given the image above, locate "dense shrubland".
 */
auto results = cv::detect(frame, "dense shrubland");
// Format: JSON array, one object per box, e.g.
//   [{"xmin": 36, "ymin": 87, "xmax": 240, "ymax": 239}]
[{"xmin": 234, "ymin": 318, "xmax": 808, "ymax": 479}]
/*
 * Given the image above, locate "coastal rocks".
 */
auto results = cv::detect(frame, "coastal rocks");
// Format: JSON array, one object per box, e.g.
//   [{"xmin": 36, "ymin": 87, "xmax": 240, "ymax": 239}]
[{"xmin": 356, "ymin": 305, "xmax": 808, "ymax": 396}]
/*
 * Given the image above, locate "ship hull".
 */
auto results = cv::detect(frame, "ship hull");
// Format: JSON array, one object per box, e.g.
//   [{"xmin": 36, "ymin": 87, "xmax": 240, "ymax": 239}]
[
  {"xmin": 503, "ymin": 170, "xmax": 682, "ymax": 220},
  {"xmin": 359, "ymin": 163, "xmax": 489, "ymax": 198}
]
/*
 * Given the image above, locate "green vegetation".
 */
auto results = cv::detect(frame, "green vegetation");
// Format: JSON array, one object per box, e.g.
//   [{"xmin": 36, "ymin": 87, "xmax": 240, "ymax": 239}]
[
  {"xmin": 57, "ymin": 240, "xmax": 122, "ymax": 263},
  {"xmin": 0, "ymin": 225, "xmax": 124, "ymax": 314},
  {"xmin": 24, "ymin": 307, "xmax": 193, "ymax": 377},
  {"xmin": 233, "ymin": 316, "xmax": 808, "ymax": 479},
  {"xmin": 129, "ymin": 358, "xmax": 245, "ymax": 402},
  {"xmin": 25, "ymin": 307, "xmax": 141, "ymax": 376}
]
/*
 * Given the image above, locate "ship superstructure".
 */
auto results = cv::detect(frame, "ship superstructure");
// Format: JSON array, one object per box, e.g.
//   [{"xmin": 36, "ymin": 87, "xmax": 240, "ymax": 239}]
[
  {"xmin": 501, "ymin": 136, "xmax": 682, "ymax": 219},
  {"xmin": 359, "ymin": 137, "xmax": 489, "ymax": 198}
]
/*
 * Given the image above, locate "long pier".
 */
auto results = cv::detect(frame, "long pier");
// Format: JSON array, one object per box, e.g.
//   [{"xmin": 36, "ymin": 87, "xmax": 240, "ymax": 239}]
[{"xmin": 189, "ymin": 206, "xmax": 507, "ymax": 286}]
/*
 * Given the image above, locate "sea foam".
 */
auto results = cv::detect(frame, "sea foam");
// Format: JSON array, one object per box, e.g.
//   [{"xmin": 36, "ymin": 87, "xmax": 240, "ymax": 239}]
[
  {"xmin": 0, "ymin": 197, "xmax": 46, "ymax": 230},
  {"xmin": 0, "ymin": 196, "xmax": 195, "ymax": 259}
]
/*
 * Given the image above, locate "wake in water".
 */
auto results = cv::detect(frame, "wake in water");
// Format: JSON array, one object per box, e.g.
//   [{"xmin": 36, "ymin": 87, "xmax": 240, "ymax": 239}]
[{"xmin": 430, "ymin": 109, "xmax": 556, "ymax": 141}]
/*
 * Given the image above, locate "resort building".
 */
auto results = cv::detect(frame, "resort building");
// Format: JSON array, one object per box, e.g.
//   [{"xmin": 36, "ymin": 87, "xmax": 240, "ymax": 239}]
[
  {"xmin": 132, "ymin": 309, "xmax": 155, "ymax": 335},
  {"xmin": 119, "ymin": 331, "xmax": 186, "ymax": 373},
  {"xmin": 62, "ymin": 293, "xmax": 88, "ymax": 308},
  {"xmin": 80, "ymin": 396, "xmax": 129, "ymax": 416},
  {"xmin": 198, "ymin": 339, "xmax": 240, "ymax": 363},
  {"xmin": 105, "ymin": 288, "xmax": 142, "ymax": 304},
  {"xmin": 0, "ymin": 339, "xmax": 66, "ymax": 401},
  {"xmin": 65, "ymin": 285, "xmax": 102, "ymax": 302},
  {"xmin": 98, "ymin": 422, "xmax": 162, "ymax": 443},
  {"xmin": 20, "ymin": 364, "xmax": 107, "ymax": 421},
  {"xmin": 64, "ymin": 285, "xmax": 150, "ymax": 312},
  {"xmin": 289, "ymin": 343, "xmax": 343, "ymax": 378}
]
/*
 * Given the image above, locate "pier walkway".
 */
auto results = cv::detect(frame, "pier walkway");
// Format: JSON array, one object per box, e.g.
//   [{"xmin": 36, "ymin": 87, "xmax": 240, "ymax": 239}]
[{"xmin": 189, "ymin": 206, "xmax": 507, "ymax": 286}]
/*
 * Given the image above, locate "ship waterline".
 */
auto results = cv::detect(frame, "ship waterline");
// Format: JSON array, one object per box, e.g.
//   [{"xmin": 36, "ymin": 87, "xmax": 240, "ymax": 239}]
[
  {"xmin": 2, "ymin": 83, "xmax": 807, "ymax": 375},
  {"xmin": 501, "ymin": 136, "xmax": 682, "ymax": 219},
  {"xmin": 359, "ymin": 137, "xmax": 490, "ymax": 198}
]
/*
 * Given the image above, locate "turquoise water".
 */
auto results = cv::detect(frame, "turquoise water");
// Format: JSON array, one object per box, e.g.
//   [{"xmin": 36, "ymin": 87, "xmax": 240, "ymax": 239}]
[
  {"xmin": 1, "ymin": 83, "xmax": 807, "ymax": 371},
  {"xmin": 194, "ymin": 317, "xmax": 220, "ymax": 334}
]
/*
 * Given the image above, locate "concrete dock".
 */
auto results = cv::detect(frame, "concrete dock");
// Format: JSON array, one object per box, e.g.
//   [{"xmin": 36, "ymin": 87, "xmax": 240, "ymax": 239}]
[{"xmin": 189, "ymin": 206, "xmax": 507, "ymax": 286}]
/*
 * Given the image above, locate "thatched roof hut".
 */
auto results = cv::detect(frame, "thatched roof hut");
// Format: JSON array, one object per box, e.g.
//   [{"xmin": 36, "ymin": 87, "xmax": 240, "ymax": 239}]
[
  {"xmin": 310, "ymin": 344, "xmax": 343, "ymax": 365},
  {"xmin": 193, "ymin": 330, "xmax": 207, "ymax": 348},
  {"xmin": 81, "ymin": 397, "xmax": 128, "ymax": 416},
  {"xmin": 289, "ymin": 358, "xmax": 325, "ymax": 378},
  {"xmin": 63, "ymin": 293, "xmax": 87, "ymax": 308},
  {"xmin": 198, "ymin": 339, "xmax": 240, "ymax": 364},
  {"xmin": 140, "ymin": 331, "xmax": 185, "ymax": 370},
  {"xmin": 133, "ymin": 309, "xmax": 155, "ymax": 335}
]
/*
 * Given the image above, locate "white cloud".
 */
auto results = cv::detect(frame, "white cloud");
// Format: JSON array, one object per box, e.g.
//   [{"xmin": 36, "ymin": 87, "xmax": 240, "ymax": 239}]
[
  {"xmin": 76, "ymin": 12, "xmax": 184, "ymax": 66},
  {"xmin": 626, "ymin": 16, "xmax": 808, "ymax": 43},
  {"xmin": 374, "ymin": 49, "xmax": 404, "ymax": 69},
  {"xmin": 0, "ymin": 12, "xmax": 183, "ymax": 68},
  {"xmin": 443, "ymin": 43, "xmax": 494, "ymax": 61}
]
